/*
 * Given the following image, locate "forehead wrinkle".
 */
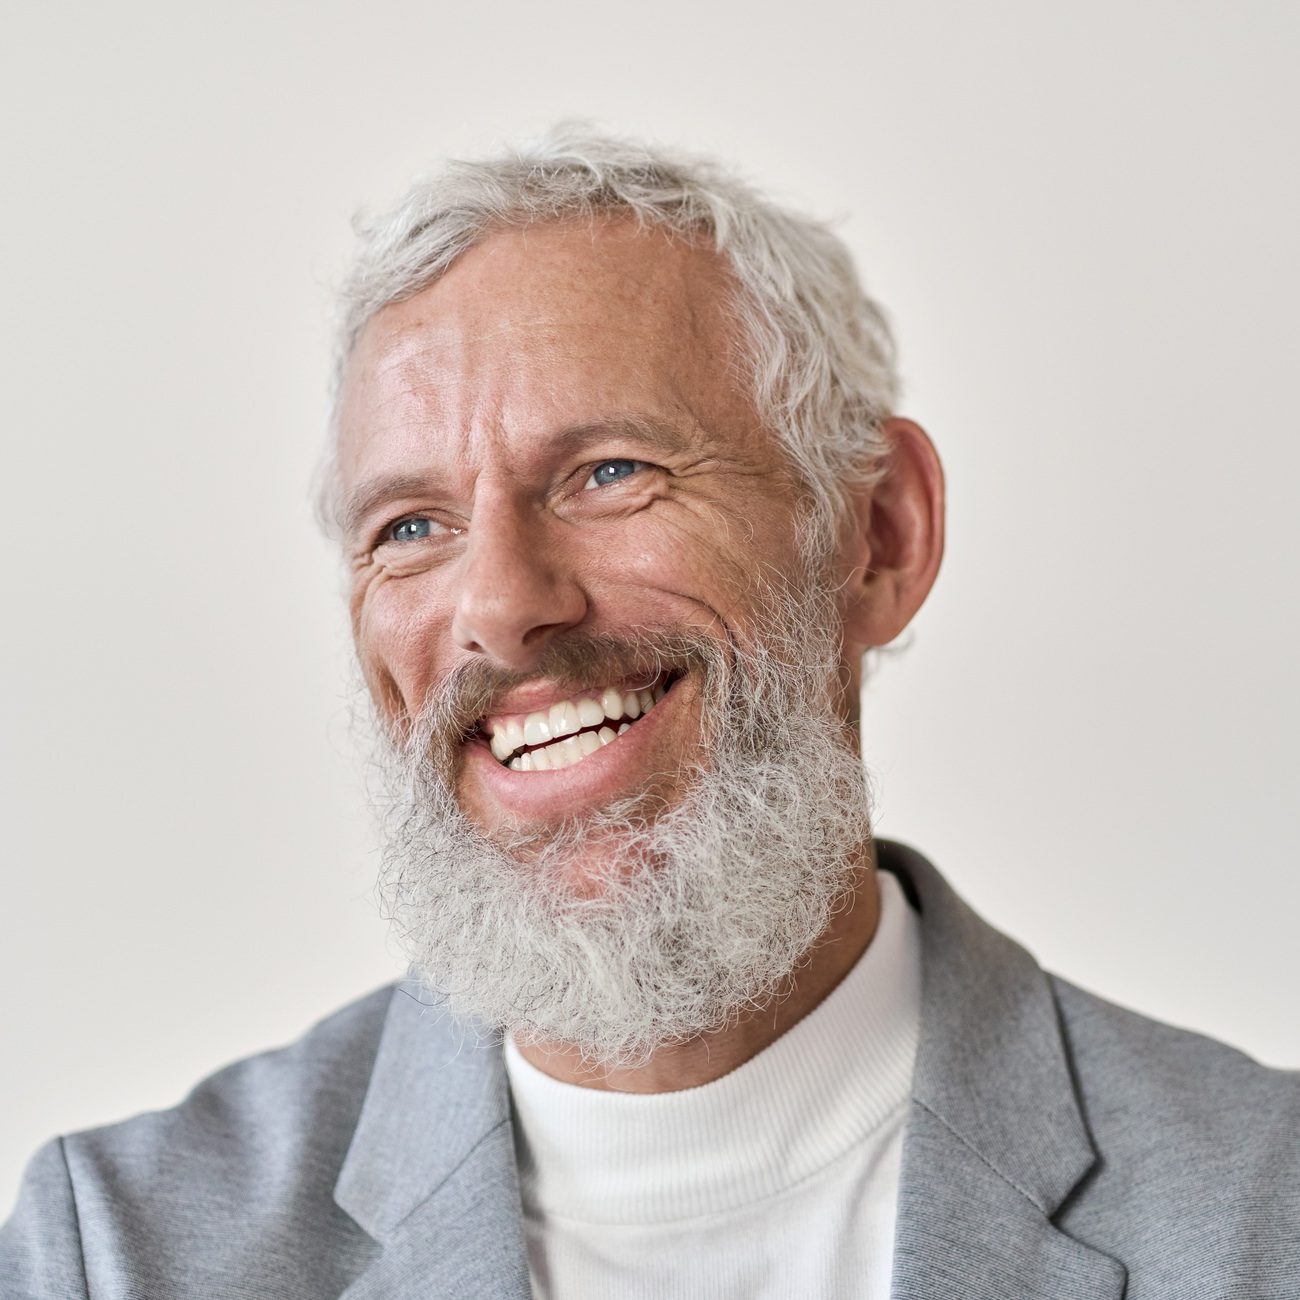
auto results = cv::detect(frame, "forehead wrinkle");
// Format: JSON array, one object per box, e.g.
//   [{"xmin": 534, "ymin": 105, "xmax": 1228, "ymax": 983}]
[
  {"xmin": 357, "ymin": 324, "xmax": 509, "ymax": 442},
  {"xmin": 341, "ymin": 222, "xmax": 759, "ymax": 518}
]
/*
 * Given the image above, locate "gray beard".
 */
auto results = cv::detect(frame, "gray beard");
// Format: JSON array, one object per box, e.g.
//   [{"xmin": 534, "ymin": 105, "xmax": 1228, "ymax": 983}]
[{"xmin": 369, "ymin": 574, "xmax": 874, "ymax": 1069}]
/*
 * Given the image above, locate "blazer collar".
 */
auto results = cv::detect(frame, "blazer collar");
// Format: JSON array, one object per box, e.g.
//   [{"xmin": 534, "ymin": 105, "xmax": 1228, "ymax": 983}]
[
  {"xmin": 880, "ymin": 841, "xmax": 1126, "ymax": 1299},
  {"xmin": 334, "ymin": 982, "xmax": 531, "ymax": 1299}
]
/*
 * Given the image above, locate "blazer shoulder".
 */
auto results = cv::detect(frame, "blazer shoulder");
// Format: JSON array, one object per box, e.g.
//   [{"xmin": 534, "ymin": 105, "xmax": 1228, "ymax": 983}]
[
  {"xmin": 0, "ymin": 1138, "xmax": 89, "ymax": 1300},
  {"xmin": 5, "ymin": 983, "xmax": 398, "ymax": 1299},
  {"xmin": 1051, "ymin": 975, "xmax": 1300, "ymax": 1291},
  {"xmin": 66, "ymin": 981, "xmax": 397, "ymax": 1171},
  {"xmin": 1050, "ymin": 974, "xmax": 1299, "ymax": 1130}
]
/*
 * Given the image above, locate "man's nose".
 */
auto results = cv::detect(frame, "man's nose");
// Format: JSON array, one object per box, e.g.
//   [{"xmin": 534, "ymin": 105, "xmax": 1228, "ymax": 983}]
[{"xmin": 450, "ymin": 500, "xmax": 587, "ymax": 670}]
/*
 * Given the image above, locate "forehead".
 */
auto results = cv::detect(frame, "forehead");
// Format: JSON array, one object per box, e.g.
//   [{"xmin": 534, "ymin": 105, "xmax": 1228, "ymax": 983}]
[{"xmin": 335, "ymin": 217, "xmax": 755, "ymax": 488}]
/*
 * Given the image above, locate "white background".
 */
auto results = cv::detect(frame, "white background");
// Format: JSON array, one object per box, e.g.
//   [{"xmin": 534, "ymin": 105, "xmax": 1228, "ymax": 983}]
[{"xmin": 3, "ymin": 0, "xmax": 1297, "ymax": 1214}]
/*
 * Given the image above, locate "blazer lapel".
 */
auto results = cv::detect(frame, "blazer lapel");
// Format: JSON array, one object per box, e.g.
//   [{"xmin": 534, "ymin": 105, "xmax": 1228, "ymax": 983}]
[
  {"xmin": 333, "ymin": 981, "xmax": 531, "ymax": 1300},
  {"xmin": 881, "ymin": 842, "xmax": 1127, "ymax": 1300}
]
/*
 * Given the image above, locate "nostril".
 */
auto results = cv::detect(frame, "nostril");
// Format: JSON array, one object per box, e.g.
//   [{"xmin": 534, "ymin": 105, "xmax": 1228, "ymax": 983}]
[{"xmin": 451, "ymin": 533, "xmax": 589, "ymax": 665}]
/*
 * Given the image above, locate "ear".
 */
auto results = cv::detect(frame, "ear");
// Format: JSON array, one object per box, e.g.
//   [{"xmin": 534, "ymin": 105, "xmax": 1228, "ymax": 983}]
[{"xmin": 838, "ymin": 418, "xmax": 945, "ymax": 654}]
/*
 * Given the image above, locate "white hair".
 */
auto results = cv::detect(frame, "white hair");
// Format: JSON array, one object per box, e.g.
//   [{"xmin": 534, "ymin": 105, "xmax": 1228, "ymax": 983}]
[
  {"xmin": 320, "ymin": 123, "xmax": 900, "ymax": 541},
  {"xmin": 370, "ymin": 563, "xmax": 874, "ymax": 1068}
]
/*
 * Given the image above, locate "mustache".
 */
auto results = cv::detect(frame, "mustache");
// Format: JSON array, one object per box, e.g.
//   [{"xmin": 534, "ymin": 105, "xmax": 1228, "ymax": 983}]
[{"xmin": 402, "ymin": 626, "xmax": 727, "ymax": 762}]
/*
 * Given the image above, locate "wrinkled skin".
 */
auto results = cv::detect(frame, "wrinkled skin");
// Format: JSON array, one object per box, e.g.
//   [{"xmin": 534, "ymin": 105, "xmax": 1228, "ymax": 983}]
[{"xmin": 336, "ymin": 217, "xmax": 944, "ymax": 1089}]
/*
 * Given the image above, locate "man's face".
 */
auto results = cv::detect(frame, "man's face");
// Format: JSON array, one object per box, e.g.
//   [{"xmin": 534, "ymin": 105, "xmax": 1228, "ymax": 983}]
[
  {"xmin": 338, "ymin": 219, "xmax": 858, "ymax": 863},
  {"xmin": 334, "ymin": 218, "xmax": 883, "ymax": 1062}
]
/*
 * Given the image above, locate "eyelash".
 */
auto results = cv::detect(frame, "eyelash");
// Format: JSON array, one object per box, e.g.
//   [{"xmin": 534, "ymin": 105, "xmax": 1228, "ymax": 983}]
[
  {"xmin": 583, "ymin": 458, "xmax": 646, "ymax": 490},
  {"xmin": 376, "ymin": 516, "xmax": 458, "ymax": 547}
]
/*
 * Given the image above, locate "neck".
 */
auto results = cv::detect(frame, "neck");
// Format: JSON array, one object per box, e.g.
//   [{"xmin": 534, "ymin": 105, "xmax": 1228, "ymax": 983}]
[{"xmin": 512, "ymin": 842, "xmax": 882, "ymax": 1093}]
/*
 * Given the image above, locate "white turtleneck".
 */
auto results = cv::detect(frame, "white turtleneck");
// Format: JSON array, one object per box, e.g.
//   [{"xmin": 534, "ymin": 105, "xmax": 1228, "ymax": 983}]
[{"xmin": 503, "ymin": 868, "xmax": 922, "ymax": 1300}]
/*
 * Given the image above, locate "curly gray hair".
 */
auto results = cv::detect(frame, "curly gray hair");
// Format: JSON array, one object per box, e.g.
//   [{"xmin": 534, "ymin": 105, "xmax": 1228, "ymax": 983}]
[{"xmin": 320, "ymin": 124, "xmax": 900, "ymax": 544}]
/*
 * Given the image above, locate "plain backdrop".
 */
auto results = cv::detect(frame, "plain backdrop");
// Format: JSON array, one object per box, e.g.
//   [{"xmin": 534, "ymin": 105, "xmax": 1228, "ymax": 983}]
[{"xmin": 3, "ymin": 0, "xmax": 1297, "ymax": 1214}]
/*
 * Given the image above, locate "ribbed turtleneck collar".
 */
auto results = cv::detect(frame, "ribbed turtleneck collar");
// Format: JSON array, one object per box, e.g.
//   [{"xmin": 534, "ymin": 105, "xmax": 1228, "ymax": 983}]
[{"xmin": 504, "ymin": 869, "xmax": 921, "ymax": 1226}]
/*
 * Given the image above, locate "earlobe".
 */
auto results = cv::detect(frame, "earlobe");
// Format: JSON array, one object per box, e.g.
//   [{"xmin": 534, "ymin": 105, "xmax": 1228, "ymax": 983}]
[{"xmin": 840, "ymin": 418, "xmax": 945, "ymax": 652}]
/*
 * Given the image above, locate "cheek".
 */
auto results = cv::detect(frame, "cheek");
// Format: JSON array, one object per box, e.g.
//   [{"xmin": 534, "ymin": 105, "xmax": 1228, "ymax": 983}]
[
  {"xmin": 353, "ymin": 574, "xmax": 458, "ymax": 716},
  {"xmin": 609, "ymin": 518, "xmax": 759, "ymax": 613},
  {"xmin": 586, "ymin": 537, "xmax": 720, "ymax": 627}
]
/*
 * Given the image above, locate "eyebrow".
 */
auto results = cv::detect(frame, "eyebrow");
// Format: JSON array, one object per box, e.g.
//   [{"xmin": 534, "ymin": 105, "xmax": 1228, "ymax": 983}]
[
  {"xmin": 340, "ymin": 472, "xmax": 439, "ymax": 541},
  {"xmin": 339, "ymin": 415, "xmax": 698, "ymax": 540},
  {"xmin": 550, "ymin": 414, "xmax": 697, "ymax": 460}
]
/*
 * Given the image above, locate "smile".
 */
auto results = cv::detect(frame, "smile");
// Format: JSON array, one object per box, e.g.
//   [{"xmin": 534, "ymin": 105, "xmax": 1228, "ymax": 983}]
[{"xmin": 481, "ymin": 674, "xmax": 674, "ymax": 771}]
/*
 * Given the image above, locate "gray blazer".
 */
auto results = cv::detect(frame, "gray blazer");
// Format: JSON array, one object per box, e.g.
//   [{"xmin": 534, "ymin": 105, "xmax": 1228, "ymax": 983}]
[{"xmin": 3, "ymin": 842, "xmax": 1297, "ymax": 1298}]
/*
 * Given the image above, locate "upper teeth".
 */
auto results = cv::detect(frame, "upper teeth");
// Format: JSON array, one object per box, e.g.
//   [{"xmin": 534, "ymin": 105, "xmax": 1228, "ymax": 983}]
[{"xmin": 486, "ymin": 681, "xmax": 667, "ymax": 768}]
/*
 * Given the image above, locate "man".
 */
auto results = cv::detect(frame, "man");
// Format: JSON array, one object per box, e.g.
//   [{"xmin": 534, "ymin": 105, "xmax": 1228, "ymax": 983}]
[{"xmin": 2, "ymin": 127, "xmax": 1296, "ymax": 1299}]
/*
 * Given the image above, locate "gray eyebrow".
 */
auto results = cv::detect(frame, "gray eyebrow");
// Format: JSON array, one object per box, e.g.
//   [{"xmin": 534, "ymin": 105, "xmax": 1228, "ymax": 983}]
[
  {"xmin": 548, "ymin": 415, "xmax": 698, "ymax": 459},
  {"xmin": 340, "ymin": 472, "xmax": 442, "ymax": 542},
  {"xmin": 339, "ymin": 415, "xmax": 698, "ymax": 540}
]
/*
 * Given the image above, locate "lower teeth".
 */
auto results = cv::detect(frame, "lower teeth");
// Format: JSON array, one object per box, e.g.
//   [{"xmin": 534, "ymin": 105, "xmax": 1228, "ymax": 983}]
[
  {"xmin": 508, "ymin": 720, "xmax": 634, "ymax": 772},
  {"xmin": 497, "ymin": 675, "xmax": 674, "ymax": 772}
]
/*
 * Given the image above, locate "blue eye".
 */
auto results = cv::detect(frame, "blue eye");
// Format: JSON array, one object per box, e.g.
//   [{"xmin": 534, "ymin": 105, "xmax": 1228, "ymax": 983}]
[
  {"xmin": 390, "ymin": 517, "xmax": 434, "ymax": 542},
  {"xmin": 584, "ymin": 459, "xmax": 643, "ymax": 490}
]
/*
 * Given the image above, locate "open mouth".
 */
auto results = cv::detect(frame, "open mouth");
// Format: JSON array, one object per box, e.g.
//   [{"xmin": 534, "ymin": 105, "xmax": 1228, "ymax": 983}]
[{"xmin": 479, "ymin": 671, "xmax": 679, "ymax": 772}]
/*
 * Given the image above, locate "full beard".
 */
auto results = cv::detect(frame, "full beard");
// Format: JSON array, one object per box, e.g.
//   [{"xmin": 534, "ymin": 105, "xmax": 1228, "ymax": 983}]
[{"xmin": 369, "ymin": 572, "xmax": 875, "ymax": 1070}]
